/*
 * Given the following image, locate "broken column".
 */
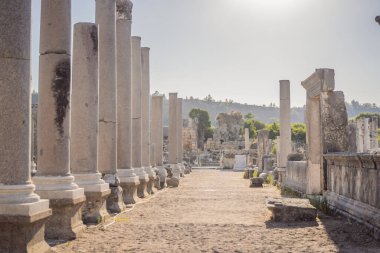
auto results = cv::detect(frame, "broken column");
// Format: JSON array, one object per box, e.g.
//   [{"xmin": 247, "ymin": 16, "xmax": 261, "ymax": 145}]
[
  {"xmin": 132, "ymin": 36, "xmax": 150, "ymax": 198},
  {"xmin": 167, "ymin": 93, "xmax": 181, "ymax": 187},
  {"xmin": 33, "ymin": 0, "xmax": 86, "ymax": 240},
  {"xmin": 151, "ymin": 95, "xmax": 167, "ymax": 188},
  {"xmin": 279, "ymin": 80, "xmax": 291, "ymax": 168},
  {"xmin": 141, "ymin": 47, "xmax": 156, "ymax": 194},
  {"xmin": 177, "ymin": 98, "xmax": 185, "ymax": 177},
  {"xmin": 0, "ymin": 1, "xmax": 51, "ymax": 251},
  {"xmin": 302, "ymin": 69, "xmax": 348, "ymax": 194},
  {"xmin": 116, "ymin": 0, "xmax": 140, "ymax": 205},
  {"xmin": 71, "ymin": 23, "xmax": 111, "ymax": 224},
  {"xmin": 96, "ymin": 0, "xmax": 125, "ymax": 213}
]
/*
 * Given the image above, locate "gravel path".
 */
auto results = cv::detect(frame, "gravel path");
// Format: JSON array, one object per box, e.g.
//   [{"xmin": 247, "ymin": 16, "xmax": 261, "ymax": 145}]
[{"xmin": 52, "ymin": 169, "xmax": 380, "ymax": 253}]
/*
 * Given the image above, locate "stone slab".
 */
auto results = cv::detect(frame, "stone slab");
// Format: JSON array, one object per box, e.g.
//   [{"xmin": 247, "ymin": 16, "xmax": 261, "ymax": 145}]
[
  {"xmin": 266, "ymin": 197, "xmax": 317, "ymax": 222},
  {"xmin": 250, "ymin": 177, "xmax": 264, "ymax": 188}
]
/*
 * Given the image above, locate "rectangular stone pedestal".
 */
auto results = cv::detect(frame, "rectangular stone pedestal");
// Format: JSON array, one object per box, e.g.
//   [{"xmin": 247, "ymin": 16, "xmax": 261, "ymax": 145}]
[
  {"xmin": 0, "ymin": 200, "xmax": 52, "ymax": 253},
  {"xmin": 250, "ymin": 177, "xmax": 264, "ymax": 188},
  {"xmin": 46, "ymin": 196, "xmax": 86, "ymax": 240},
  {"xmin": 83, "ymin": 189, "xmax": 111, "ymax": 225},
  {"xmin": 266, "ymin": 197, "xmax": 317, "ymax": 222}
]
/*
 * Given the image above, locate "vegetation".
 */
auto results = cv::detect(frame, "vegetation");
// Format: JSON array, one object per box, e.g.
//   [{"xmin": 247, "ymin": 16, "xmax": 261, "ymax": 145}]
[
  {"xmin": 291, "ymin": 123, "xmax": 306, "ymax": 144},
  {"xmin": 241, "ymin": 113, "xmax": 266, "ymax": 139},
  {"xmin": 266, "ymin": 122, "xmax": 280, "ymax": 140},
  {"xmin": 189, "ymin": 108, "xmax": 213, "ymax": 148}
]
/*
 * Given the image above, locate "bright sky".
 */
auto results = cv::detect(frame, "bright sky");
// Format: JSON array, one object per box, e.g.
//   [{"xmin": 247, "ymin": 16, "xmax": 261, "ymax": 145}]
[{"xmin": 31, "ymin": 0, "xmax": 380, "ymax": 107}]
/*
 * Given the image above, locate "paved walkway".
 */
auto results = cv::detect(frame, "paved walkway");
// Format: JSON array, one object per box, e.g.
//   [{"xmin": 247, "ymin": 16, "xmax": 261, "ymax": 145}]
[{"xmin": 53, "ymin": 169, "xmax": 380, "ymax": 253}]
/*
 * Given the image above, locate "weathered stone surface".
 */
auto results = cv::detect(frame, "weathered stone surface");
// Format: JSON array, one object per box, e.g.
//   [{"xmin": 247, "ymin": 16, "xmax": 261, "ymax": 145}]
[
  {"xmin": 285, "ymin": 161, "xmax": 307, "ymax": 193},
  {"xmin": 287, "ymin": 153, "xmax": 304, "ymax": 161},
  {"xmin": 279, "ymin": 80, "xmax": 292, "ymax": 168},
  {"xmin": 82, "ymin": 190, "xmax": 110, "ymax": 225},
  {"xmin": 214, "ymin": 111, "xmax": 244, "ymax": 144},
  {"xmin": 266, "ymin": 197, "xmax": 317, "ymax": 222},
  {"xmin": 107, "ymin": 186, "xmax": 125, "ymax": 214},
  {"xmin": 250, "ymin": 177, "xmax": 264, "ymax": 188},
  {"xmin": 257, "ymin": 130, "xmax": 270, "ymax": 171},
  {"xmin": 169, "ymin": 93, "xmax": 181, "ymax": 181},
  {"xmin": 320, "ymin": 91, "xmax": 348, "ymax": 153},
  {"xmin": 116, "ymin": 2, "xmax": 140, "ymax": 205}
]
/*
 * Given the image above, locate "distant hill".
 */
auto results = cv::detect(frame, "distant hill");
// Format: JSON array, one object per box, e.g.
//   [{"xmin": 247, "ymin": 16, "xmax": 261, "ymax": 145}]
[
  {"xmin": 164, "ymin": 98, "xmax": 380, "ymax": 126},
  {"xmin": 31, "ymin": 91, "xmax": 380, "ymax": 127}
]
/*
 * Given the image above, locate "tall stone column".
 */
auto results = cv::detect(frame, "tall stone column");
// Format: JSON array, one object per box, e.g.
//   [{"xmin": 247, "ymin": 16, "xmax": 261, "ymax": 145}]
[
  {"xmin": 132, "ymin": 36, "xmax": 150, "ymax": 198},
  {"xmin": 95, "ymin": 0, "xmax": 125, "ymax": 213},
  {"xmin": 141, "ymin": 47, "xmax": 156, "ymax": 194},
  {"xmin": 167, "ymin": 93, "xmax": 181, "ymax": 187},
  {"xmin": 71, "ymin": 23, "xmax": 111, "ymax": 224},
  {"xmin": 244, "ymin": 128, "xmax": 250, "ymax": 151},
  {"xmin": 279, "ymin": 80, "xmax": 291, "ymax": 168},
  {"xmin": 364, "ymin": 118, "xmax": 371, "ymax": 152},
  {"xmin": 0, "ymin": 1, "xmax": 51, "ymax": 252},
  {"xmin": 177, "ymin": 98, "xmax": 185, "ymax": 177},
  {"xmin": 151, "ymin": 95, "xmax": 167, "ymax": 188},
  {"xmin": 116, "ymin": 0, "xmax": 140, "ymax": 205},
  {"xmin": 33, "ymin": 0, "xmax": 86, "ymax": 240},
  {"xmin": 371, "ymin": 118, "xmax": 379, "ymax": 149}
]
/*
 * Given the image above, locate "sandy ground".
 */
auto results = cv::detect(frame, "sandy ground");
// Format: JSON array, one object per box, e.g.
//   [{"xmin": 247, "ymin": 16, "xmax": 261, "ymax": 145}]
[{"xmin": 52, "ymin": 169, "xmax": 380, "ymax": 253}]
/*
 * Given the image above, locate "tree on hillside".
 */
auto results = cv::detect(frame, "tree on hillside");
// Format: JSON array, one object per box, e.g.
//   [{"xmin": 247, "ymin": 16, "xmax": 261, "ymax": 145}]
[{"xmin": 189, "ymin": 108, "xmax": 212, "ymax": 149}]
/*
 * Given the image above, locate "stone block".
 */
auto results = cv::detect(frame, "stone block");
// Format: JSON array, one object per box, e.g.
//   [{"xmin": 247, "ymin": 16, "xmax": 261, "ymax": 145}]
[
  {"xmin": 266, "ymin": 197, "xmax": 317, "ymax": 222},
  {"xmin": 250, "ymin": 177, "xmax": 264, "ymax": 188}
]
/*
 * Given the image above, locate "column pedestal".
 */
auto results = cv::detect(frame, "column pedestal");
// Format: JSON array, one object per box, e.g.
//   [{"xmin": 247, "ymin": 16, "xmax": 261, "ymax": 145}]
[
  {"xmin": 167, "ymin": 164, "xmax": 181, "ymax": 187},
  {"xmin": 157, "ymin": 166, "xmax": 168, "ymax": 189},
  {"xmin": 118, "ymin": 169, "xmax": 140, "ymax": 205},
  {"xmin": 135, "ymin": 168, "xmax": 150, "ymax": 198}
]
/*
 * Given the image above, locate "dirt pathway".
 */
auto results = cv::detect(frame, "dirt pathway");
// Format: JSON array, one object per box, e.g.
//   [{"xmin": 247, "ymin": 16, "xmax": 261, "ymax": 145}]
[{"xmin": 53, "ymin": 169, "xmax": 380, "ymax": 253}]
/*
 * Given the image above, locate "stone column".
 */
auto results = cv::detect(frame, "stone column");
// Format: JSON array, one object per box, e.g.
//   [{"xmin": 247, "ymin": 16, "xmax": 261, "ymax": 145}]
[
  {"xmin": 279, "ymin": 80, "xmax": 292, "ymax": 168},
  {"xmin": 167, "ymin": 93, "xmax": 181, "ymax": 187},
  {"xmin": 71, "ymin": 23, "xmax": 111, "ymax": 224},
  {"xmin": 95, "ymin": 0, "xmax": 125, "ymax": 213},
  {"xmin": 364, "ymin": 118, "xmax": 371, "ymax": 152},
  {"xmin": 33, "ymin": 0, "xmax": 86, "ymax": 240},
  {"xmin": 151, "ymin": 95, "xmax": 167, "ymax": 188},
  {"xmin": 371, "ymin": 118, "xmax": 379, "ymax": 149},
  {"xmin": 141, "ymin": 47, "xmax": 156, "ymax": 194},
  {"xmin": 132, "ymin": 36, "xmax": 149, "ymax": 198},
  {"xmin": 177, "ymin": 98, "xmax": 186, "ymax": 177},
  {"xmin": 356, "ymin": 118, "xmax": 364, "ymax": 153},
  {"xmin": 245, "ymin": 128, "xmax": 250, "ymax": 150},
  {"xmin": 116, "ymin": 0, "xmax": 140, "ymax": 205},
  {"xmin": 0, "ymin": 1, "xmax": 51, "ymax": 252}
]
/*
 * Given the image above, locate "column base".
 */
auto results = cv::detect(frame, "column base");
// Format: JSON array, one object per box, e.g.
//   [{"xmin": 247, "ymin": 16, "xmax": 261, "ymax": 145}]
[
  {"xmin": 0, "ymin": 199, "xmax": 51, "ymax": 253},
  {"xmin": 157, "ymin": 166, "xmax": 168, "ymax": 189},
  {"xmin": 134, "ymin": 167, "xmax": 149, "ymax": 198},
  {"xmin": 33, "ymin": 176, "xmax": 86, "ymax": 240},
  {"xmin": 167, "ymin": 164, "xmax": 180, "ymax": 188},
  {"xmin": 179, "ymin": 163, "xmax": 185, "ymax": 177},
  {"xmin": 82, "ymin": 189, "xmax": 111, "ymax": 225},
  {"xmin": 106, "ymin": 185, "xmax": 125, "ymax": 214},
  {"xmin": 144, "ymin": 166, "xmax": 157, "ymax": 195},
  {"xmin": 118, "ymin": 169, "xmax": 140, "ymax": 205}
]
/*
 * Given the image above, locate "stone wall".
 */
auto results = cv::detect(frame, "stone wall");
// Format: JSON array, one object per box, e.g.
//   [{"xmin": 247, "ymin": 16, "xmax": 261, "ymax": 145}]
[
  {"xmin": 284, "ymin": 161, "xmax": 307, "ymax": 193},
  {"xmin": 324, "ymin": 153, "xmax": 380, "ymax": 239}
]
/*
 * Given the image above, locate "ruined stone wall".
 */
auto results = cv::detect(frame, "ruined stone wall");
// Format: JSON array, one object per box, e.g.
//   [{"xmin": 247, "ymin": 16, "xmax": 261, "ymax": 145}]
[
  {"xmin": 324, "ymin": 153, "xmax": 380, "ymax": 239},
  {"xmin": 284, "ymin": 161, "xmax": 307, "ymax": 194},
  {"xmin": 213, "ymin": 111, "xmax": 244, "ymax": 145}
]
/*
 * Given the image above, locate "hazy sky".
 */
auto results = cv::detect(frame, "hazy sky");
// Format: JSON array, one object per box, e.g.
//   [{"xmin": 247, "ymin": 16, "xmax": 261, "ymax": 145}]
[{"xmin": 31, "ymin": 0, "xmax": 380, "ymax": 107}]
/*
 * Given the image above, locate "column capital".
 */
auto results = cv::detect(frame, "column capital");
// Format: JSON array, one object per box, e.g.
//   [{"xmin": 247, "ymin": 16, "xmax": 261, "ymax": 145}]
[{"xmin": 116, "ymin": 0, "xmax": 133, "ymax": 21}]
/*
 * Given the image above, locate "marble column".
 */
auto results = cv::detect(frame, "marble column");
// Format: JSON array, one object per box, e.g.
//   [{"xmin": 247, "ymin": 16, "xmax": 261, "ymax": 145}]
[
  {"xmin": 364, "ymin": 118, "xmax": 371, "ymax": 152},
  {"xmin": 33, "ymin": 0, "xmax": 86, "ymax": 240},
  {"xmin": 279, "ymin": 80, "xmax": 291, "ymax": 168},
  {"xmin": 95, "ymin": 0, "xmax": 125, "ymax": 213},
  {"xmin": 244, "ymin": 128, "xmax": 250, "ymax": 151},
  {"xmin": 167, "ymin": 93, "xmax": 181, "ymax": 187},
  {"xmin": 356, "ymin": 118, "xmax": 364, "ymax": 153},
  {"xmin": 0, "ymin": 1, "xmax": 51, "ymax": 252},
  {"xmin": 177, "ymin": 98, "xmax": 185, "ymax": 177},
  {"xmin": 141, "ymin": 47, "xmax": 156, "ymax": 194},
  {"xmin": 132, "ymin": 36, "xmax": 150, "ymax": 198},
  {"xmin": 151, "ymin": 95, "xmax": 167, "ymax": 188},
  {"xmin": 71, "ymin": 23, "xmax": 111, "ymax": 224},
  {"xmin": 371, "ymin": 118, "xmax": 379, "ymax": 149},
  {"xmin": 116, "ymin": 0, "xmax": 140, "ymax": 205}
]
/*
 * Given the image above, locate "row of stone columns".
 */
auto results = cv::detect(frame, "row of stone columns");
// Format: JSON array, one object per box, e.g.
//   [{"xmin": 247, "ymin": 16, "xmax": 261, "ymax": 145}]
[{"xmin": 1, "ymin": 0, "xmax": 189, "ymax": 251}]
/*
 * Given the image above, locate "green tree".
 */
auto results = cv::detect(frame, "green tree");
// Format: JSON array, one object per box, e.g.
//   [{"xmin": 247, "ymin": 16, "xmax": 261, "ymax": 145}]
[
  {"xmin": 189, "ymin": 108, "xmax": 212, "ymax": 148},
  {"xmin": 254, "ymin": 120, "xmax": 266, "ymax": 131},
  {"xmin": 244, "ymin": 113, "xmax": 255, "ymax": 120},
  {"xmin": 291, "ymin": 123, "xmax": 306, "ymax": 144},
  {"xmin": 266, "ymin": 122, "xmax": 280, "ymax": 140}
]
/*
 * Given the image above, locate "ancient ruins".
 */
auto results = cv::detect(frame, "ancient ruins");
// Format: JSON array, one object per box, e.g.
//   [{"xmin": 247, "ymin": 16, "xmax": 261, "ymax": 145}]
[{"xmin": 0, "ymin": 1, "xmax": 380, "ymax": 252}]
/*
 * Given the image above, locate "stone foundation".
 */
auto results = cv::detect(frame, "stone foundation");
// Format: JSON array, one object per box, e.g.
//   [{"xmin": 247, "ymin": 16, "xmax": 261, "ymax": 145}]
[
  {"xmin": 82, "ymin": 190, "xmax": 111, "ymax": 224},
  {"xmin": 266, "ymin": 197, "xmax": 317, "ymax": 222}
]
